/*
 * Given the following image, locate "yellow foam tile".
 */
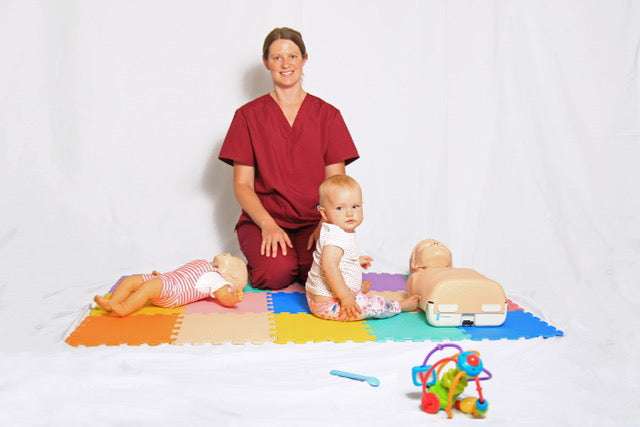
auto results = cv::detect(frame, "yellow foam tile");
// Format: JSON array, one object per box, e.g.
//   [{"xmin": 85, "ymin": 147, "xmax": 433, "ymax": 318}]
[{"xmin": 273, "ymin": 313, "xmax": 376, "ymax": 343}]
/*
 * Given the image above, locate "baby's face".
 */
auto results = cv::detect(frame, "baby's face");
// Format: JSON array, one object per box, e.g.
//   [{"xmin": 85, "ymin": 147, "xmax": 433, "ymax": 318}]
[
  {"xmin": 213, "ymin": 254, "xmax": 248, "ymax": 292},
  {"xmin": 412, "ymin": 239, "xmax": 452, "ymax": 270},
  {"xmin": 320, "ymin": 186, "xmax": 363, "ymax": 233}
]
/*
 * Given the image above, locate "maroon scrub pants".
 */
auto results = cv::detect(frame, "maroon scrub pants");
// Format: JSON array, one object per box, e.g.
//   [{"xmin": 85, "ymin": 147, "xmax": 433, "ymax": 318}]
[{"xmin": 236, "ymin": 221, "xmax": 317, "ymax": 290}]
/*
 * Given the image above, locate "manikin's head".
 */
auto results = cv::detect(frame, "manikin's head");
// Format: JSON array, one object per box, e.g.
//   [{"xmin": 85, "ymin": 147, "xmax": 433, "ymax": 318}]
[
  {"xmin": 318, "ymin": 174, "xmax": 363, "ymax": 233},
  {"xmin": 212, "ymin": 254, "xmax": 248, "ymax": 292},
  {"xmin": 409, "ymin": 239, "xmax": 453, "ymax": 273}
]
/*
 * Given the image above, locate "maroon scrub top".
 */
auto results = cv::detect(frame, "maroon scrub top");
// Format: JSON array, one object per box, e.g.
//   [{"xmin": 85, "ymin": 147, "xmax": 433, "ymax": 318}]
[{"xmin": 219, "ymin": 94, "xmax": 359, "ymax": 229}]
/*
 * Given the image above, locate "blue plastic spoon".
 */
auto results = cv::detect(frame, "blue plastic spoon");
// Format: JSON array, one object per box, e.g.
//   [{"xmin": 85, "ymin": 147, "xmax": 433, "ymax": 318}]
[{"xmin": 330, "ymin": 370, "xmax": 380, "ymax": 387}]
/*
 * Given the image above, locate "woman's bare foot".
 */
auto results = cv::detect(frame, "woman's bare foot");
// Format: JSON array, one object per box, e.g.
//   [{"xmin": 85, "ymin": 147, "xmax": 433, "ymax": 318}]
[
  {"xmin": 94, "ymin": 295, "xmax": 112, "ymax": 312},
  {"xmin": 399, "ymin": 294, "xmax": 420, "ymax": 312}
]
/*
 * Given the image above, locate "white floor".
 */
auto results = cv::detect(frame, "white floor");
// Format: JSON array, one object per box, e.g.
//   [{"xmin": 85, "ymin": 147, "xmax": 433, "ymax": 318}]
[{"xmin": 2, "ymin": 282, "xmax": 638, "ymax": 426}]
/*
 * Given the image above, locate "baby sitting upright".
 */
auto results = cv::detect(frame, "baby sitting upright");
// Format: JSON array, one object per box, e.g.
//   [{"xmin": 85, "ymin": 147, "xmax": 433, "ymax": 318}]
[
  {"xmin": 94, "ymin": 253, "xmax": 248, "ymax": 316},
  {"xmin": 305, "ymin": 175, "xmax": 419, "ymax": 321}
]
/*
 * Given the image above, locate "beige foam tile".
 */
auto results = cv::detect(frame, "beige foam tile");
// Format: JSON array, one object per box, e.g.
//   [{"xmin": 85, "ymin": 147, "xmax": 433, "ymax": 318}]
[
  {"xmin": 368, "ymin": 290, "xmax": 409, "ymax": 301},
  {"xmin": 171, "ymin": 312, "xmax": 275, "ymax": 345}
]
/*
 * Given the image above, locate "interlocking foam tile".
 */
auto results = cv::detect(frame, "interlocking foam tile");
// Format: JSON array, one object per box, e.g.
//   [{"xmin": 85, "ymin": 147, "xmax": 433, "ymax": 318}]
[
  {"xmin": 364, "ymin": 312, "xmax": 470, "ymax": 342},
  {"xmin": 364, "ymin": 272, "xmax": 408, "ymax": 292},
  {"xmin": 172, "ymin": 313, "xmax": 275, "ymax": 345},
  {"xmin": 184, "ymin": 293, "xmax": 269, "ymax": 314},
  {"xmin": 462, "ymin": 309, "xmax": 564, "ymax": 340},
  {"xmin": 244, "ymin": 281, "xmax": 305, "ymax": 293},
  {"xmin": 507, "ymin": 298, "xmax": 523, "ymax": 311},
  {"xmin": 66, "ymin": 272, "xmax": 563, "ymax": 346},
  {"xmin": 66, "ymin": 314, "xmax": 180, "ymax": 346},
  {"xmin": 368, "ymin": 290, "xmax": 410, "ymax": 301},
  {"xmin": 273, "ymin": 313, "xmax": 375, "ymax": 343},
  {"xmin": 268, "ymin": 291, "xmax": 311, "ymax": 314}
]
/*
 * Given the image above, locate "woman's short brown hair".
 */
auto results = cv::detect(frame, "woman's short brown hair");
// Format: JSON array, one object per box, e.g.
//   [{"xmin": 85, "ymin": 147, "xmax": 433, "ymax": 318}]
[{"xmin": 262, "ymin": 27, "xmax": 307, "ymax": 60}]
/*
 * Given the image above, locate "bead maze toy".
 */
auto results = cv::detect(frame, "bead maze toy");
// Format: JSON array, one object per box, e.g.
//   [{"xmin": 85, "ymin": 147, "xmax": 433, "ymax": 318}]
[{"xmin": 411, "ymin": 343, "xmax": 492, "ymax": 419}]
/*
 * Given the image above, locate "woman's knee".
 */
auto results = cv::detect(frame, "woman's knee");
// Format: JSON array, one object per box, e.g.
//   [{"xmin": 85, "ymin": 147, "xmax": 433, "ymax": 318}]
[{"xmin": 249, "ymin": 258, "xmax": 298, "ymax": 290}]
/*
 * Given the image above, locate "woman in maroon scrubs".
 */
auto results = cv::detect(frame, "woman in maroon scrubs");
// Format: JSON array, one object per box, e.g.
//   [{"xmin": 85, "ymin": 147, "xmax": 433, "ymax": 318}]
[{"xmin": 219, "ymin": 27, "xmax": 359, "ymax": 290}]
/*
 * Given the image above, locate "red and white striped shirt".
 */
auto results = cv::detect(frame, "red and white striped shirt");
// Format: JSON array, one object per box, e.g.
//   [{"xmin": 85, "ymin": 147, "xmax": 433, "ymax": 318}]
[{"xmin": 142, "ymin": 260, "xmax": 230, "ymax": 308}]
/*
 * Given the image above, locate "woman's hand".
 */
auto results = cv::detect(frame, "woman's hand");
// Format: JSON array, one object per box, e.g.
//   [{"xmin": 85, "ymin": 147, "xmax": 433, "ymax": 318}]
[
  {"xmin": 233, "ymin": 162, "xmax": 292, "ymax": 258},
  {"xmin": 261, "ymin": 222, "xmax": 293, "ymax": 258}
]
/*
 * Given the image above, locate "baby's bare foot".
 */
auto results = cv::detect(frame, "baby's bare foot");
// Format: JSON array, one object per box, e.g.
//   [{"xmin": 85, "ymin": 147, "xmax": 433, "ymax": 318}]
[
  {"xmin": 94, "ymin": 295, "xmax": 112, "ymax": 312},
  {"xmin": 400, "ymin": 295, "xmax": 420, "ymax": 312}
]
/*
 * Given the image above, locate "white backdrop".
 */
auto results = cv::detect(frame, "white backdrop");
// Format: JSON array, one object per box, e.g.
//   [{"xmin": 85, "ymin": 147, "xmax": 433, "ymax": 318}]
[{"xmin": 1, "ymin": 1, "xmax": 639, "ymax": 425}]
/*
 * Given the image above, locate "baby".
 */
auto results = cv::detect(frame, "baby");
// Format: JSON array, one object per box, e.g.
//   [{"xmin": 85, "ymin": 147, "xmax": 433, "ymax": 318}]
[
  {"xmin": 305, "ymin": 175, "xmax": 419, "ymax": 321},
  {"xmin": 94, "ymin": 253, "xmax": 248, "ymax": 316}
]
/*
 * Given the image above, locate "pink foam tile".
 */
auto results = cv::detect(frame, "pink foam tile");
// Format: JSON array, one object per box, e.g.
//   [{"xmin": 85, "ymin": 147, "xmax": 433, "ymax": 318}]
[
  {"xmin": 507, "ymin": 298, "xmax": 523, "ymax": 311},
  {"xmin": 184, "ymin": 292, "xmax": 269, "ymax": 314}
]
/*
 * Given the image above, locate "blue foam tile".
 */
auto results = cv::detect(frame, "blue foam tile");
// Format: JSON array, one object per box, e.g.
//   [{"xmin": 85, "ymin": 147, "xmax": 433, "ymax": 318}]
[
  {"xmin": 461, "ymin": 309, "xmax": 564, "ymax": 340},
  {"xmin": 269, "ymin": 291, "xmax": 311, "ymax": 314}
]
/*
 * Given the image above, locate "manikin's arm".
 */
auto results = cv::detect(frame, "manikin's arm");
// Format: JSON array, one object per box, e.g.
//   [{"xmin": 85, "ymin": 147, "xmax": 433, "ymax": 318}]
[
  {"xmin": 306, "ymin": 162, "xmax": 346, "ymax": 250},
  {"xmin": 233, "ymin": 162, "xmax": 292, "ymax": 257},
  {"xmin": 213, "ymin": 286, "xmax": 244, "ymax": 307},
  {"xmin": 321, "ymin": 245, "xmax": 361, "ymax": 318},
  {"xmin": 195, "ymin": 270, "xmax": 244, "ymax": 307}
]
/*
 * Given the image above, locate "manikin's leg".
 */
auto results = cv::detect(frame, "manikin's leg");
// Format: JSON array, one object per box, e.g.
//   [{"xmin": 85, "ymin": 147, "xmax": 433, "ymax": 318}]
[
  {"xmin": 107, "ymin": 278, "xmax": 163, "ymax": 317},
  {"xmin": 94, "ymin": 275, "xmax": 145, "ymax": 312}
]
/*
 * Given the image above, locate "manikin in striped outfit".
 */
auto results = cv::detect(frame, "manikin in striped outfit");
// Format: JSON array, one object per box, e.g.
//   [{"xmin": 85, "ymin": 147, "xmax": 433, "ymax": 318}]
[{"xmin": 94, "ymin": 254, "xmax": 248, "ymax": 316}]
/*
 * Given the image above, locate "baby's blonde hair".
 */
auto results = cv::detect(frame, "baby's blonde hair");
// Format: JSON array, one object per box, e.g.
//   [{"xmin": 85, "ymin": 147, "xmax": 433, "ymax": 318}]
[{"xmin": 318, "ymin": 174, "xmax": 361, "ymax": 207}]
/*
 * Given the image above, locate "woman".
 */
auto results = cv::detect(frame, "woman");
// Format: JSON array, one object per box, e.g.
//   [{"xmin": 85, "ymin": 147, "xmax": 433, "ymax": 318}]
[{"xmin": 219, "ymin": 27, "xmax": 359, "ymax": 290}]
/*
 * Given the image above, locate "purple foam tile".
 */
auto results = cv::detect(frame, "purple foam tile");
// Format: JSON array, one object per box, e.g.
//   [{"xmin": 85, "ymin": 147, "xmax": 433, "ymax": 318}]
[{"xmin": 364, "ymin": 273, "xmax": 408, "ymax": 292}]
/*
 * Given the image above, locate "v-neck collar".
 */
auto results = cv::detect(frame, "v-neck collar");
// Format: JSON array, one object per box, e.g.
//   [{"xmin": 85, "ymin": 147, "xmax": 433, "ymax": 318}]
[{"xmin": 268, "ymin": 92, "xmax": 309, "ymax": 130}]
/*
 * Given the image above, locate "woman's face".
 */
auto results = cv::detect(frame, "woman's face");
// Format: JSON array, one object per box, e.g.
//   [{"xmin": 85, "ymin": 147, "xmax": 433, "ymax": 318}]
[{"xmin": 263, "ymin": 39, "xmax": 307, "ymax": 89}]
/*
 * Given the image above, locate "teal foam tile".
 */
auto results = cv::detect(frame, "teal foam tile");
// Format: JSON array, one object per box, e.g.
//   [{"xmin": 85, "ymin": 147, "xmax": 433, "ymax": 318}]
[{"xmin": 364, "ymin": 312, "xmax": 470, "ymax": 342}]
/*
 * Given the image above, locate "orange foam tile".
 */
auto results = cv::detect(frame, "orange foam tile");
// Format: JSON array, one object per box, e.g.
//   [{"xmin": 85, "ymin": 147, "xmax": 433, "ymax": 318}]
[{"xmin": 65, "ymin": 313, "xmax": 181, "ymax": 346}]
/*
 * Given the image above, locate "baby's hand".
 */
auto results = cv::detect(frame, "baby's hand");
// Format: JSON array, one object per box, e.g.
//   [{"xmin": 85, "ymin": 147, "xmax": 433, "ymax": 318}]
[
  {"xmin": 361, "ymin": 280, "xmax": 372, "ymax": 294},
  {"xmin": 359, "ymin": 256, "xmax": 373, "ymax": 269},
  {"xmin": 339, "ymin": 294, "xmax": 362, "ymax": 319}
]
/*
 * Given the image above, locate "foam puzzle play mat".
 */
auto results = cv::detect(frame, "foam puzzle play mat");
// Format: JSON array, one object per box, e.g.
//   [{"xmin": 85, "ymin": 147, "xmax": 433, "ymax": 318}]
[{"xmin": 65, "ymin": 273, "xmax": 563, "ymax": 346}]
